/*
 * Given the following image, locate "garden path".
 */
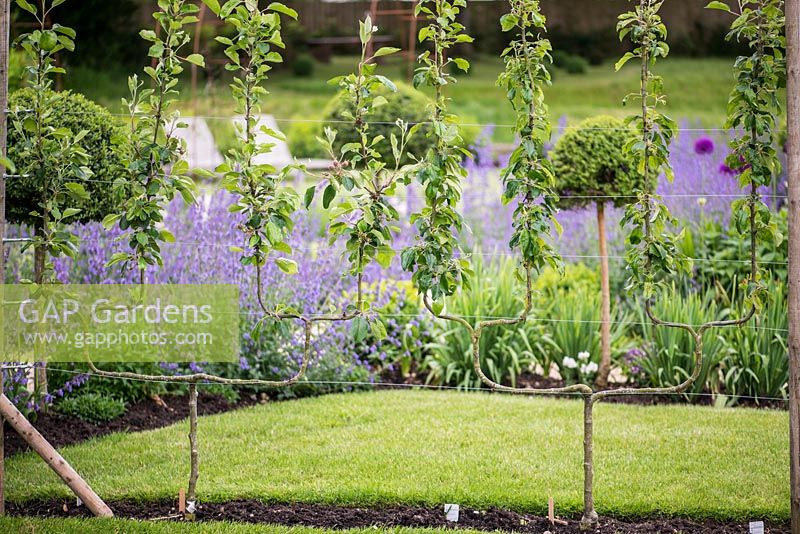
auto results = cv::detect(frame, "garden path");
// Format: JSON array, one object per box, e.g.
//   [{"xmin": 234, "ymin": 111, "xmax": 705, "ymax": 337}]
[{"xmin": 174, "ymin": 117, "xmax": 224, "ymax": 171}]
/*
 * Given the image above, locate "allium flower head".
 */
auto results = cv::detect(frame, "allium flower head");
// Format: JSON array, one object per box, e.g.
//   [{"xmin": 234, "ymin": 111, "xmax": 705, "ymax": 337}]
[
  {"xmin": 578, "ymin": 351, "xmax": 590, "ymax": 361},
  {"xmin": 694, "ymin": 137, "xmax": 714, "ymax": 155}
]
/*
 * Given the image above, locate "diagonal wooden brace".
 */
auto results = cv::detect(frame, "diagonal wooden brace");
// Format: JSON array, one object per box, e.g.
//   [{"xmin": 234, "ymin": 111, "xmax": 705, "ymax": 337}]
[{"xmin": 0, "ymin": 394, "xmax": 113, "ymax": 517}]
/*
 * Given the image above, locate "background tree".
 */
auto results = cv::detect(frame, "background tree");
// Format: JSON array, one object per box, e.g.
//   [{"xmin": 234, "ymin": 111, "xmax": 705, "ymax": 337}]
[{"xmin": 550, "ymin": 115, "xmax": 641, "ymax": 387}]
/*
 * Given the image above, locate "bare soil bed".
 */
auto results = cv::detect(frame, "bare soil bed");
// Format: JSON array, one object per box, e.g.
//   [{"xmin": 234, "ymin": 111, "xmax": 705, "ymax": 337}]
[{"xmin": 7, "ymin": 500, "xmax": 789, "ymax": 533}]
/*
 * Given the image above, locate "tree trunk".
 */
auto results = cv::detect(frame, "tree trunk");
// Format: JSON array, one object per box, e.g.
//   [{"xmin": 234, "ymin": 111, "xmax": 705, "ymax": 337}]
[
  {"xmin": 186, "ymin": 383, "xmax": 199, "ymax": 520},
  {"xmin": 0, "ymin": 394, "xmax": 113, "ymax": 517},
  {"xmin": 33, "ymin": 226, "xmax": 48, "ymax": 400},
  {"xmin": 579, "ymin": 395, "xmax": 598, "ymax": 530},
  {"xmin": 595, "ymin": 202, "xmax": 612, "ymax": 388},
  {"xmin": 785, "ymin": 0, "xmax": 800, "ymax": 531}
]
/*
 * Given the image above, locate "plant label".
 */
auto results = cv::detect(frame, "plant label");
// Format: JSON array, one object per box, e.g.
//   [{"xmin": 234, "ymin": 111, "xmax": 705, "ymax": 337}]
[
  {"xmin": 749, "ymin": 521, "xmax": 764, "ymax": 534},
  {"xmin": 444, "ymin": 504, "xmax": 459, "ymax": 522}
]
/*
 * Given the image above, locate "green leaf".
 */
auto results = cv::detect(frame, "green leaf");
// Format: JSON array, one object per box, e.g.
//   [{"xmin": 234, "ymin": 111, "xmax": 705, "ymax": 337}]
[
  {"xmin": 0, "ymin": 156, "xmax": 15, "ymax": 173},
  {"xmin": 615, "ymin": 52, "xmax": 636, "ymax": 72},
  {"xmin": 370, "ymin": 319, "xmax": 387, "ymax": 342},
  {"xmin": 159, "ymin": 229, "xmax": 176, "ymax": 243},
  {"xmin": 275, "ymin": 258, "xmax": 298, "ymax": 275},
  {"xmin": 304, "ymin": 186, "xmax": 316, "ymax": 209},
  {"xmin": 186, "ymin": 54, "xmax": 205, "ymax": 67},
  {"xmin": 268, "ymin": 2, "xmax": 298, "ymax": 19},
  {"xmin": 102, "ymin": 213, "xmax": 121, "ymax": 229},
  {"xmin": 453, "ymin": 58, "xmax": 470, "ymax": 73},
  {"xmin": 374, "ymin": 47, "xmax": 401, "ymax": 58},
  {"xmin": 322, "ymin": 184, "xmax": 336, "ymax": 209},
  {"xmin": 64, "ymin": 182, "xmax": 89, "ymax": 201},
  {"xmin": 200, "ymin": 0, "xmax": 221, "ymax": 14},
  {"xmin": 350, "ymin": 316, "xmax": 369, "ymax": 343},
  {"xmin": 16, "ymin": 0, "xmax": 36, "ymax": 15},
  {"xmin": 705, "ymin": 1, "xmax": 732, "ymax": 12},
  {"xmin": 500, "ymin": 13, "xmax": 518, "ymax": 32},
  {"xmin": 62, "ymin": 208, "xmax": 81, "ymax": 219}
]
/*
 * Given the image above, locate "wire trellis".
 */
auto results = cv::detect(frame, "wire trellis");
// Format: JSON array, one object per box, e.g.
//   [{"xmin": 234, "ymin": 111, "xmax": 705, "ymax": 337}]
[{"xmin": 1, "ymin": 364, "xmax": 787, "ymax": 404}]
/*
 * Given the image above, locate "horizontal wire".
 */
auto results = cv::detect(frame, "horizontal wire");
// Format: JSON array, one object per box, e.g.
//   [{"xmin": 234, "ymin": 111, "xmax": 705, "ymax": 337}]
[
  {"xmin": 2, "ymin": 237, "xmax": 789, "ymax": 267},
  {"xmin": 14, "ymin": 365, "xmax": 787, "ymax": 403},
  {"xmin": 6, "ymin": 107, "xmax": 787, "ymax": 132},
  {"xmin": 4, "ymin": 169, "xmax": 779, "ymax": 199},
  {"xmin": 234, "ymin": 311, "xmax": 789, "ymax": 333}
]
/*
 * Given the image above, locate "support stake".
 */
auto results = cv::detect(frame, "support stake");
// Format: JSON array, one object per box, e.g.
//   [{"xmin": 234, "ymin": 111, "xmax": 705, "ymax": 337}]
[
  {"xmin": 0, "ymin": 394, "xmax": 112, "ymax": 517},
  {"xmin": 786, "ymin": 0, "xmax": 800, "ymax": 532},
  {"xmin": 0, "ymin": 0, "xmax": 11, "ymax": 517}
]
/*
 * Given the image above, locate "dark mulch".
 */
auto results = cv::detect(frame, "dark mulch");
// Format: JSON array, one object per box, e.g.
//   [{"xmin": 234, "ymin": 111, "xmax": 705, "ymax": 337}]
[
  {"xmin": 7, "ymin": 500, "xmax": 789, "ymax": 533},
  {"xmin": 3, "ymin": 392, "xmax": 259, "ymax": 457}
]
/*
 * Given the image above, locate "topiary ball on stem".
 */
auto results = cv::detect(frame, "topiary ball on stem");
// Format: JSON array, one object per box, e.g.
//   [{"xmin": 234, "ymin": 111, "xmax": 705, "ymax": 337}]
[
  {"xmin": 551, "ymin": 115, "xmax": 641, "ymax": 210},
  {"xmin": 7, "ymin": 89, "xmax": 125, "ymax": 228},
  {"xmin": 550, "ymin": 115, "xmax": 643, "ymax": 388}
]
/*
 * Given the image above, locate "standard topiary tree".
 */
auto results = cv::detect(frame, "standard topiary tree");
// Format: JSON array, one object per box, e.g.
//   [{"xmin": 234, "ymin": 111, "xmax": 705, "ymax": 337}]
[
  {"xmin": 550, "ymin": 115, "xmax": 642, "ymax": 387},
  {"xmin": 7, "ymin": 89, "xmax": 124, "ymax": 230}
]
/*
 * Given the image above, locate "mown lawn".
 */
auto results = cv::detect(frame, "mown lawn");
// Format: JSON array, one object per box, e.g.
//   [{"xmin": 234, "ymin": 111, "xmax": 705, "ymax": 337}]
[
  {"xmin": 0, "ymin": 517, "xmax": 471, "ymax": 534},
  {"xmin": 65, "ymin": 56, "xmax": 742, "ymax": 145},
  {"xmin": 6, "ymin": 390, "xmax": 789, "ymax": 521}
]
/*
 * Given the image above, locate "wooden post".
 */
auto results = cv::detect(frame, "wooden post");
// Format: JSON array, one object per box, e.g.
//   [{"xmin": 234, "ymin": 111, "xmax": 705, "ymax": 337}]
[
  {"xmin": 596, "ymin": 202, "xmax": 612, "ymax": 387},
  {"xmin": 0, "ymin": 0, "xmax": 10, "ymax": 517},
  {"xmin": 0, "ymin": 395, "xmax": 113, "ymax": 517},
  {"xmin": 787, "ymin": 0, "xmax": 800, "ymax": 531}
]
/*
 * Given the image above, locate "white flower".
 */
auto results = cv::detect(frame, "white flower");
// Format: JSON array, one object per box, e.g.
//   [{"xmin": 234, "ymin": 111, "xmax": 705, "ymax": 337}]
[
  {"xmin": 580, "ymin": 362, "xmax": 599, "ymax": 376},
  {"xmin": 562, "ymin": 357, "xmax": 578, "ymax": 369},
  {"xmin": 578, "ymin": 351, "xmax": 590, "ymax": 361}
]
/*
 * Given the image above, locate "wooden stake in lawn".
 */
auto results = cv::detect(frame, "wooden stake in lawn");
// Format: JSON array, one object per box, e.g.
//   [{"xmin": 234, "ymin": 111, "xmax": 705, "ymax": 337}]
[
  {"xmin": 786, "ymin": 0, "xmax": 800, "ymax": 530},
  {"xmin": 0, "ymin": 395, "xmax": 112, "ymax": 517}
]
